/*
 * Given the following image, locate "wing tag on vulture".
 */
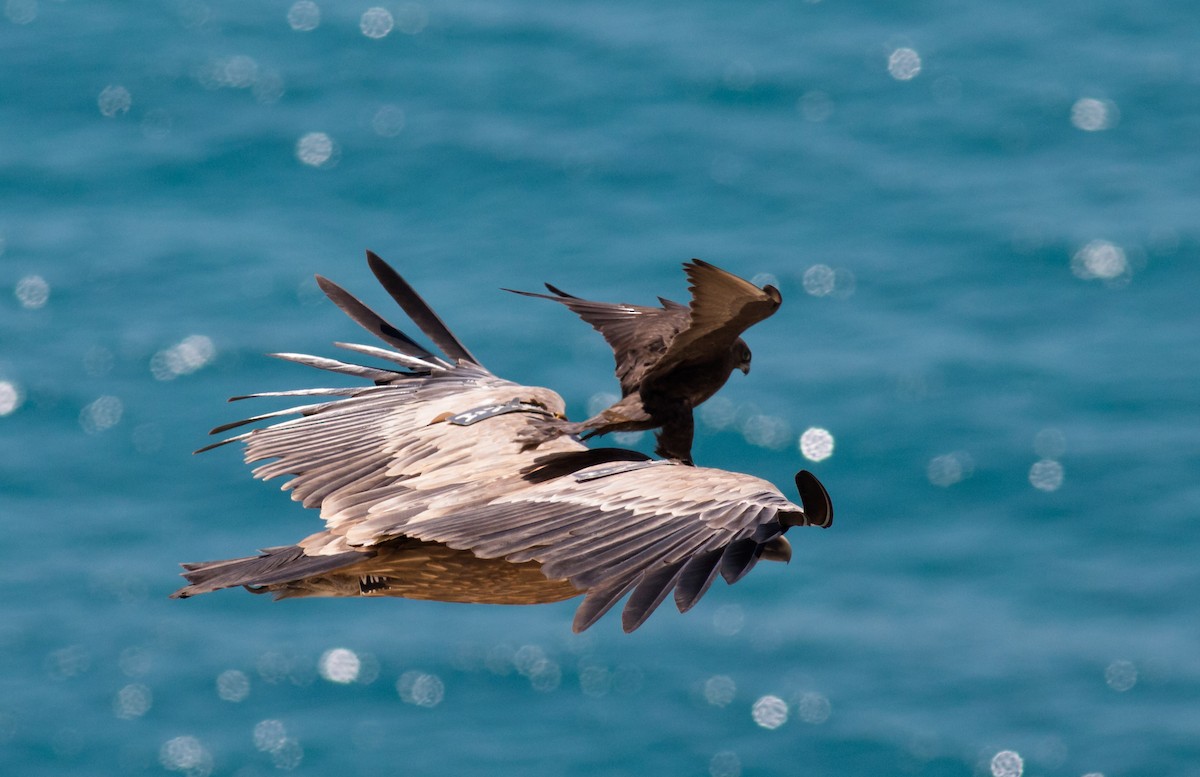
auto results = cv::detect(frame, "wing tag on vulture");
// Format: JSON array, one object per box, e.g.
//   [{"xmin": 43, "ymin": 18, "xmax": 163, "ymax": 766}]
[
  {"xmin": 446, "ymin": 399, "xmax": 553, "ymax": 426},
  {"xmin": 573, "ymin": 459, "xmax": 669, "ymax": 482}
]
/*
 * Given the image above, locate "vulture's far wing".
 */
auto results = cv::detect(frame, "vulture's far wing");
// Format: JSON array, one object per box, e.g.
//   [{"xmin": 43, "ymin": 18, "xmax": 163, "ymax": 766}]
[
  {"xmin": 505, "ymin": 283, "xmax": 690, "ymax": 395},
  {"xmin": 198, "ymin": 262, "xmax": 575, "ymax": 538},
  {"xmin": 648, "ymin": 259, "xmax": 781, "ymax": 378}
]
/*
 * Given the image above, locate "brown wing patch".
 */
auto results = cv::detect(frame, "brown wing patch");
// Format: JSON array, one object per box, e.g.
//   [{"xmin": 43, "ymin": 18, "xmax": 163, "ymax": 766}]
[{"xmin": 650, "ymin": 259, "xmax": 781, "ymax": 375}]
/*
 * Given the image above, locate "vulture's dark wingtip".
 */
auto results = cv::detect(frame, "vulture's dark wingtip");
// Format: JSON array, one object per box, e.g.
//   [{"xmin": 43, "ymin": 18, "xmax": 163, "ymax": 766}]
[{"xmin": 794, "ymin": 470, "xmax": 833, "ymax": 528}]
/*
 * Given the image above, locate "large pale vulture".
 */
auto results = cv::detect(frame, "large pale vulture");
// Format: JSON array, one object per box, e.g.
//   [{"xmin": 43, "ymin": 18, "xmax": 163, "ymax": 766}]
[
  {"xmin": 507, "ymin": 260, "xmax": 781, "ymax": 464},
  {"xmin": 172, "ymin": 252, "xmax": 830, "ymax": 633}
]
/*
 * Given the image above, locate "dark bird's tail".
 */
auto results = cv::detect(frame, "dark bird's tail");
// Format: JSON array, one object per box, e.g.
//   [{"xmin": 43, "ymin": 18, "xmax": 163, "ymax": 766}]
[{"xmin": 515, "ymin": 414, "xmax": 586, "ymax": 451}]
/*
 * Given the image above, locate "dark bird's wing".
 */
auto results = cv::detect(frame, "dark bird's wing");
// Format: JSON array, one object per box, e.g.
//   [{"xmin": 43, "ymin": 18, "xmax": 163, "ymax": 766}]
[
  {"xmin": 648, "ymin": 259, "xmax": 782, "ymax": 378},
  {"xmin": 505, "ymin": 284, "xmax": 690, "ymax": 396}
]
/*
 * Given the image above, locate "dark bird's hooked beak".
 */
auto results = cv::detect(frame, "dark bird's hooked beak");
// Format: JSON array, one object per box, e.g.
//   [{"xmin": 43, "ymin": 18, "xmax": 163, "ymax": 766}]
[{"xmin": 737, "ymin": 362, "xmax": 750, "ymax": 375}]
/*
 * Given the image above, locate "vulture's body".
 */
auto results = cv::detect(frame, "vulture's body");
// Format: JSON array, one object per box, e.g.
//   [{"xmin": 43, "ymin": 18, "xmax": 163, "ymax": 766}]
[{"xmin": 173, "ymin": 253, "xmax": 830, "ymax": 633}]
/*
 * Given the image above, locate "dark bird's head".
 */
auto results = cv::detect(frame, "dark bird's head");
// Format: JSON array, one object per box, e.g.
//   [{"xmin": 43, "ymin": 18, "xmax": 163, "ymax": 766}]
[{"xmin": 733, "ymin": 338, "xmax": 752, "ymax": 375}]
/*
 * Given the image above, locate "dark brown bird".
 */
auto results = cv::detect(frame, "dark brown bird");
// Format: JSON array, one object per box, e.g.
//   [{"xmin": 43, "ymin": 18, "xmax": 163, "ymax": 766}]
[
  {"xmin": 507, "ymin": 259, "xmax": 782, "ymax": 464},
  {"xmin": 172, "ymin": 252, "xmax": 831, "ymax": 633}
]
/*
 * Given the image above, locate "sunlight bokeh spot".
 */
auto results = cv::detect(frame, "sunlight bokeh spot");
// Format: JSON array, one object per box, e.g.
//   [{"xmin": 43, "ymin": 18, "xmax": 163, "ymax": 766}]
[
  {"xmin": 888, "ymin": 47, "xmax": 922, "ymax": 80},
  {"xmin": 795, "ymin": 691, "xmax": 831, "ymax": 724},
  {"xmin": 319, "ymin": 648, "xmax": 361, "ymax": 684},
  {"xmin": 578, "ymin": 663, "xmax": 611, "ymax": 698},
  {"xmin": 1105, "ymin": 660, "xmax": 1137, "ymax": 692},
  {"xmin": 287, "ymin": 0, "xmax": 319, "ymax": 31},
  {"xmin": 216, "ymin": 669, "xmax": 250, "ymax": 702},
  {"xmin": 253, "ymin": 719, "xmax": 287, "ymax": 752},
  {"xmin": 80, "ymin": 396, "xmax": 123, "ymax": 435},
  {"xmin": 160, "ymin": 736, "xmax": 212, "ymax": 777},
  {"xmin": 15, "ymin": 274, "xmax": 49, "ymax": 309},
  {"xmin": 527, "ymin": 658, "xmax": 561, "ymax": 692},
  {"xmin": 360, "ymin": 7, "xmax": 394, "ymax": 38},
  {"xmin": 5, "ymin": 0, "xmax": 38, "ymax": 24},
  {"xmin": 514, "ymin": 644, "xmax": 560, "ymax": 691},
  {"xmin": 703, "ymin": 675, "xmax": 736, "ymax": 707},
  {"xmin": 372, "ymin": 104, "xmax": 406, "ymax": 137},
  {"xmin": 45, "ymin": 645, "xmax": 91, "ymax": 680},
  {"xmin": 709, "ymin": 750, "xmax": 742, "ymax": 777},
  {"xmin": 98, "ymin": 85, "xmax": 132, "ymax": 117},
  {"xmin": 1071, "ymin": 98, "xmax": 1118, "ymax": 131},
  {"xmin": 296, "ymin": 132, "xmax": 336, "ymax": 168},
  {"xmin": 271, "ymin": 738, "xmax": 304, "ymax": 770},
  {"xmin": 751, "ymin": 695, "xmax": 789, "ymax": 729},
  {"xmin": 799, "ymin": 427, "xmax": 834, "ymax": 462},
  {"xmin": 741, "ymin": 414, "xmax": 791, "ymax": 449},
  {"xmin": 513, "ymin": 644, "xmax": 544, "ymax": 674},
  {"xmin": 927, "ymin": 451, "xmax": 974, "ymax": 487},
  {"xmin": 698, "ymin": 395, "xmax": 736, "ymax": 430},
  {"xmin": 221, "ymin": 55, "xmax": 258, "ymax": 88},
  {"xmin": 1071, "ymin": 240, "xmax": 1128, "ymax": 281},
  {"xmin": 0, "ymin": 381, "xmax": 22, "ymax": 416},
  {"xmin": 991, "ymin": 750, "xmax": 1023, "ymax": 777},
  {"xmin": 802, "ymin": 264, "xmax": 835, "ymax": 296},
  {"xmin": 113, "ymin": 683, "xmax": 153, "ymax": 720},
  {"xmin": 397, "ymin": 671, "xmax": 444, "ymax": 707},
  {"xmin": 151, "ymin": 335, "xmax": 216, "ymax": 380},
  {"xmin": 1029, "ymin": 459, "xmax": 1064, "ymax": 492}
]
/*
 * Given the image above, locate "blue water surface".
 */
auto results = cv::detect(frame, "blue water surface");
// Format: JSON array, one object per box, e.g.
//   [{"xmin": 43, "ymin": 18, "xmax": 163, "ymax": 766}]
[{"xmin": 2, "ymin": 1, "xmax": 1199, "ymax": 775}]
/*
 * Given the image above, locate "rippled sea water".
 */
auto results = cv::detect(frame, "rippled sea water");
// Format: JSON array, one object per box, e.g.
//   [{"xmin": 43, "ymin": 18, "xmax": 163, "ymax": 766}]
[{"xmin": 3, "ymin": 1, "xmax": 1199, "ymax": 775}]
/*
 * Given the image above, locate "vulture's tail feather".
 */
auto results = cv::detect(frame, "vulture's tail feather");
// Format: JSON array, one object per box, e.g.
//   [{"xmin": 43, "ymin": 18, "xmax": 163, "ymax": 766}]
[{"xmin": 170, "ymin": 546, "xmax": 367, "ymax": 598}]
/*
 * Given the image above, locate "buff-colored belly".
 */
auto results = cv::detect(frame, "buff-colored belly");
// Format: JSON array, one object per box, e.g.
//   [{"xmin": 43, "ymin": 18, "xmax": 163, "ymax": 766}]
[{"xmin": 262, "ymin": 539, "xmax": 581, "ymax": 605}]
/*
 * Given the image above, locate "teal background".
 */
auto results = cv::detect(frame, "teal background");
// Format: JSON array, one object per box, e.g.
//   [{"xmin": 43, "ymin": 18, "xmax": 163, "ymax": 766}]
[{"xmin": 2, "ymin": 1, "xmax": 1198, "ymax": 775}]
